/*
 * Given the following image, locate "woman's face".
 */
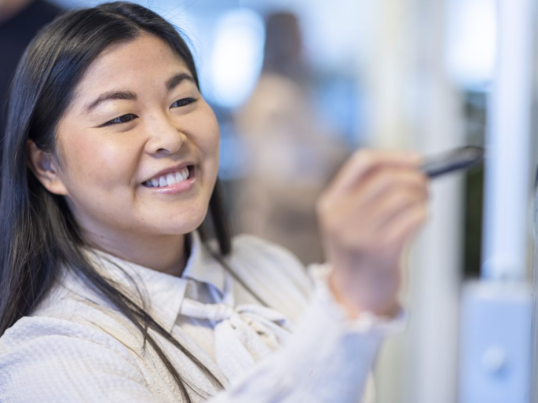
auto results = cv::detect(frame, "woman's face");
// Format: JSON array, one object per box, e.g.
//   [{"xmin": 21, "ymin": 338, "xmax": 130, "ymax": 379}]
[{"xmin": 46, "ymin": 34, "xmax": 220, "ymax": 243}]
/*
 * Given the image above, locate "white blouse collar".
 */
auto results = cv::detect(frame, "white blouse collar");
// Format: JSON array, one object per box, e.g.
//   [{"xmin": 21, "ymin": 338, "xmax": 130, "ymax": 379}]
[
  {"xmin": 84, "ymin": 230, "xmax": 227, "ymax": 332},
  {"xmin": 181, "ymin": 231, "xmax": 226, "ymax": 296}
]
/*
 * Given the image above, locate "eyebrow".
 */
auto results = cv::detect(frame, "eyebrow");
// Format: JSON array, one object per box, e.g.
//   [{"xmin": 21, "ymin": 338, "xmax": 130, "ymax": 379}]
[
  {"xmin": 84, "ymin": 91, "xmax": 137, "ymax": 114},
  {"xmin": 84, "ymin": 73, "xmax": 195, "ymax": 114},
  {"xmin": 165, "ymin": 73, "xmax": 195, "ymax": 91}
]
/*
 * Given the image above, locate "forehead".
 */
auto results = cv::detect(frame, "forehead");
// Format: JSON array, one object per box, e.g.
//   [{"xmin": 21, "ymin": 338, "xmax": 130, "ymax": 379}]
[{"xmin": 71, "ymin": 34, "xmax": 190, "ymax": 105}]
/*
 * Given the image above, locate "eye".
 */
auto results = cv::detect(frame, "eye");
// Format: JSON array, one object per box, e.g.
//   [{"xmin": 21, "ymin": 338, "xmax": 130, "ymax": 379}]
[
  {"xmin": 101, "ymin": 114, "xmax": 138, "ymax": 127},
  {"xmin": 171, "ymin": 97, "xmax": 197, "ymax": 108}
]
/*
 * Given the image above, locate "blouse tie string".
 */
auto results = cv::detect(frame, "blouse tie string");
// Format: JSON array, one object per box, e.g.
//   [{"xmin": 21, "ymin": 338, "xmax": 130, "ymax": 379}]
[{"xmin": 179, "ymin": 273, "xmax": 293, "ymax": 381}]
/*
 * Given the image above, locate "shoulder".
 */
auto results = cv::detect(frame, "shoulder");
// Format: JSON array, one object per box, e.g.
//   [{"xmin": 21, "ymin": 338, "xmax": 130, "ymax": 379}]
[
  {"xmin": 225, "ymin": 234, "xmax": 314, "ymax": 318},
  {"xmin": 232, "ymin": 233, "xmax": 304, "ymax": 265},
  {"xmin": 0, "ymin": 315, "xmax": 140, "ymax": 366},
  {"xmin": 232, "ymin": 234, "xmax": 310, "ymax": 286},
  {"xmin": 26, "ymin": 275, "xmax": 151, "ymax": 354},
  {"xmin": 3, "ymin": 274, "xmax": 148, "ymax": 368},
  {"xmin": 0, "ymin": 316, "xmax": 151, "ymax": 402}
]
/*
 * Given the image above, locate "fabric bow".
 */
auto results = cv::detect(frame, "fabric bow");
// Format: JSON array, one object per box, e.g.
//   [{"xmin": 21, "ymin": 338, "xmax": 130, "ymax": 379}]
[{"xmin": 179, "ymin": 273, "xmax": 293, "ymax": 381}]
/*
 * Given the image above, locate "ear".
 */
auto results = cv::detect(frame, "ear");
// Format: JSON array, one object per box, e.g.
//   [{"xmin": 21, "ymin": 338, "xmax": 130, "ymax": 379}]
[{"xmin": 27, "ymin": 140, "xmax": 68, "ymax": 196}]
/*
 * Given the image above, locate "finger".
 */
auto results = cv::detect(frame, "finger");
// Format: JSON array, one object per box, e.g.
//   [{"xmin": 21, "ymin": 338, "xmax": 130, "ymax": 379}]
[
  {"xmin": 327, "ymin": 149, "xmax": 423, "ymax": 196},
  {"xmin": 369, "ymin": 188, "xmax": 429, "ymax": 234},
  {"xmin": 321, "ymin": 195, "xmax": 424, "ymax": 258},
  {"xmin": 381, "ymin": 204, "xmax": 429, "ymax": 253},
  {"xmin": 327, "ymin": 170, "xmax": 428, "ymax": 229},
  {"xmin": 318, "ymin": 176, "xmax": 428, "ymax": 249},
  {"xmin": 355, "ymin": 168, "xmax": 429, "ymax": 211}
]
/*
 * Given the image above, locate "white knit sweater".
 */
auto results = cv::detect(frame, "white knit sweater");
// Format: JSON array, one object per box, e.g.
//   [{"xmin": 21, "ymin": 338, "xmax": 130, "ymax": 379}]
[{"xmin": 0, "ymin": 232, "xmax": 404, "ymax": 402}]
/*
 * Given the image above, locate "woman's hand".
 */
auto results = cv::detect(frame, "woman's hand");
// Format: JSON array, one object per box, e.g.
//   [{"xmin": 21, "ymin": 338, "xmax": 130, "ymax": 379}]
[{"xmin": 316, "ymin": 149, "xmax": 430, "ymax": 319}]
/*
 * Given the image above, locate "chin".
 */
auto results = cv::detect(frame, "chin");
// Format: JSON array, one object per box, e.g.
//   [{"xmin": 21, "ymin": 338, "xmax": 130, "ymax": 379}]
[{"xmin": 154, "ymin": 205, "xmax": 209, "ymax": 235}]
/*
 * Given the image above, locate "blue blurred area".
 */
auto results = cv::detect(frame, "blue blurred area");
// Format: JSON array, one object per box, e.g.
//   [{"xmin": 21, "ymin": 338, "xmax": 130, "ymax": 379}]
[
  {"xmin": 46, "ymin": 0, "xmax": 366, "ymax": 179},
  {"xmin": 43, "ymin": 0, "xmax": 496, "ymax": 177}
]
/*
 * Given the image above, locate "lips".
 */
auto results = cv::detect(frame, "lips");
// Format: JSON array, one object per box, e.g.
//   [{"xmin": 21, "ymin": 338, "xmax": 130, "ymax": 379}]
[{"xmin": 142, "ymin": 165, "xmax": 194, "ymax": 188}]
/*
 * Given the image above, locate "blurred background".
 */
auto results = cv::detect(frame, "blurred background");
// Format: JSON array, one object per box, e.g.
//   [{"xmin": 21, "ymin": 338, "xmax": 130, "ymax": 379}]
[{"xmin": 1, "ymin": 0, "xmax": 537, "ymax": 402}]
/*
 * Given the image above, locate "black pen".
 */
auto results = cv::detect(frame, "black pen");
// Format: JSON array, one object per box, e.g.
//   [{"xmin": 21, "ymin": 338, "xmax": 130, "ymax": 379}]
[{"xmin": 420, "ymin": 146, "xmax": 485, "ymax": 179}]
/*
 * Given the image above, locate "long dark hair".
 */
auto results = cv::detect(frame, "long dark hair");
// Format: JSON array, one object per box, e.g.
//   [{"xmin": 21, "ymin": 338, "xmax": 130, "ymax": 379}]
[{"xmin": 0, "ymin": 2, "xmax": 232, "ymax": 400}]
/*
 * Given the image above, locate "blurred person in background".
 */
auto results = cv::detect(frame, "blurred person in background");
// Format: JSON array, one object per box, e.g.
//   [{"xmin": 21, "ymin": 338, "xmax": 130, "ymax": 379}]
[
  {"xmin": 235, "ymin": 12, "xmax": 349, "ymax": 265},
  {"xmin": 0, "ymin": 0, "xmax": 62, "ymax": 146}
]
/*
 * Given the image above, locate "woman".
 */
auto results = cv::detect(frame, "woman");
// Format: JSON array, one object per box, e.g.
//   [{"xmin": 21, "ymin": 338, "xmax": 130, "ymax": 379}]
[{"xmin": 0, "ymin": 3, "xmax": 429, "ymax": 402}]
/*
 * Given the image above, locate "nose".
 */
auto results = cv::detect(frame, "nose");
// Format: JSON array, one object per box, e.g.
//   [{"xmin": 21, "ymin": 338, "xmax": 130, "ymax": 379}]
[{"xmin": 144, "ymin": 112, "xmax": 187, "ymax": 155}]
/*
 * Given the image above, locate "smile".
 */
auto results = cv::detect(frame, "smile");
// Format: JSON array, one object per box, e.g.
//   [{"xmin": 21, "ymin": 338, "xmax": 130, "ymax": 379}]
[{"xmin": 143, "ymin": 165, "xmax": 194, "ymax": 189}]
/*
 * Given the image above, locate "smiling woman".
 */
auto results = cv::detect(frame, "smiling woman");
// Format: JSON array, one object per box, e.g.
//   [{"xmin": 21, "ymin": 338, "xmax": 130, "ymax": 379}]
[
  {"xmin": 29, "ymin": 33, "xmax": 221, "ymax": 276},
  {"xmin": 0, "ymin": 2, "xmax": 430, "ymax": 403}
]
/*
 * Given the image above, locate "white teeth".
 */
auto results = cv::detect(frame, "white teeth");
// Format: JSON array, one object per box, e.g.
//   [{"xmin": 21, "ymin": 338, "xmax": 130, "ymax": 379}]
[
  {"xmin": 146, "ymin": 167, "xmax": 191, "ymax": 188},
  {"xmin": 166, "ymin": 174, "xmax": 176, "ymax": 186}
]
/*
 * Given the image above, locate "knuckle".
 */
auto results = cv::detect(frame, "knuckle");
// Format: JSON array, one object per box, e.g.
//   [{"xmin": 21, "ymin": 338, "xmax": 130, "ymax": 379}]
[
  {"xmin": 388, "ymin": 191, "xmax": 420, "ymax": 212},
  {"xmin": 354, "ymin": 149, "xmax": 375, "ymax": 166},
  {"xmin": 395, "ymin": 172, "xmax": 429, "ymax": 197},
  {"xmin": 410, "ymin": 206, "xmax": 429, "ymax": 226},
  {"xmin": 377, "ymin": 170, "xmax": 398, "ymax": 190},
  {"xmin": 420, "ymin": 205, "xmax": 431, "ymax": 220},
  {"xmin": 417, "ymin": 171, "xmax": 429, "ymax": 184},
  {"xmin": 393, "ymin": 182, "xmax": 415, "ymax": 199},
  {"xmin": 415, "ymin": 172, "xmax": 429, "ymax": 191},
  {"xmin": 396, "ymin": 195, "xmax": 417, "ymax": 212},
  {"xmin": 317, "ymin": 208, "xmax": 341, "ymax": 234}
]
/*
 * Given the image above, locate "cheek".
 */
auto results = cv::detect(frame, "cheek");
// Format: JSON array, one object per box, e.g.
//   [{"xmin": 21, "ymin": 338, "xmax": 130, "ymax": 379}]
[
  {"xmin": 59, "ymin": 132, "xmax": 140, "ymax": 194},
  {"xmin": 194, "ymin": 108, "xmax": 220, "ymax": 158},
  {"xmin": 200, "ymin": 129, "xmax": 220, "ymax": 159},
  {"xmin": 199, "ymin": 122, "xmax": 220, "ymax": 183}
]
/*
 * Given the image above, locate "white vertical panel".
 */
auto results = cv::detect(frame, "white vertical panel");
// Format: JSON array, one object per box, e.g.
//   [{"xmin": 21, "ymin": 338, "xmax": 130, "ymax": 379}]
[
  {"xmin": 409, "ymin": 0, "xmax": 464, "ymax": 394},
  {"xmin": 482, "ymin": 0, "xmax": 534, "ymax": 281},
  {"xmin": 363, "ymin": 1, "xmax": 463, "ymax": 403},
  {"xmin": 458, "ymin": 1, "xmax": 535, "ymax": 402},
  {"xmin": 362, "ymin": 2, "xmax": 420, "ymax": 401},
  {"xmin": 409, "ymin": 175, "xmax": 463, "ymax": 403}
]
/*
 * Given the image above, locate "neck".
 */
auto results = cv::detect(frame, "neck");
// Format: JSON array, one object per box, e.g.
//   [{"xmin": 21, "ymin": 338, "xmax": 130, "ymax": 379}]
[{"xmin": 84, "ymin": 228, "xmax": 189, "ymax": 277}]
